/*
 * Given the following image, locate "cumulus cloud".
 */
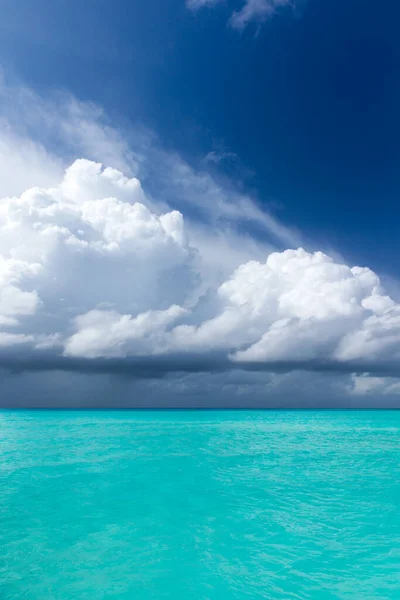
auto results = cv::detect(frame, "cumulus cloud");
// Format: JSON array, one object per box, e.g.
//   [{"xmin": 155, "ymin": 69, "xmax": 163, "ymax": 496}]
[
  {"xmin": 154, "ymin": 248, "xmax": 400, "ymax": 374},
  {"xmin": 348, "ymin": 374, "xmax": 400, "ymax": 397},
  {"xmin": 0, "ymin": 73, "xmax": 400, "ymax": 406},
  {"xmin": 64, "ymin": 305, "xmax": 186, "ymax": 359},
  {"xmin": 187, "ymin": 0, "xmax": 295, "ymax": 29},
  {"xmin": 0, "ymin": 159, "xmax": 196, "ymax": 344},
  {"xmin": 0, "ymin": 72, "xmax": 299, "ymax": 261},
  {"xmin": 0, "ymin": 257, "xmax": 41, "ymax": 326},
  {"xmin": 2, "ymin": 160, "xmax": 400, "ymax": 384}
]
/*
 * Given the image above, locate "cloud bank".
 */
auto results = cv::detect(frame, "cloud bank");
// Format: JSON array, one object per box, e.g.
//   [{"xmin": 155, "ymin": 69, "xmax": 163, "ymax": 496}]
[
  {"xmin": 0, "ymin": 73, "xmax": 399, "ymax": 406},
  {"xmin": 1, "ymin": 157, "xmax": 400, "ymax": 381}
]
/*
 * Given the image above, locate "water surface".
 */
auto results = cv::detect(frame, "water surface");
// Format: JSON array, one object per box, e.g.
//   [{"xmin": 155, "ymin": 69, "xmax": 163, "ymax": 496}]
[{"xmin": 1, "ymin": 410, "xmax": 400, "ymax": 599}]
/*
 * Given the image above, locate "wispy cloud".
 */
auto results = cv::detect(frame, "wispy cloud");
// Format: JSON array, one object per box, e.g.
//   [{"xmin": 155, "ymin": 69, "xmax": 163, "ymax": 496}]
[
  {"xmin": 204, "ymin": 150, "xmax": 238, "ymax": 164},
  {"xmin": 230, "ymin": 0, "xmax": 292, "ymax": 29},
  {"xmin": 187, "ymin": 0, "xmax": 296, "ymax": 29},
  {"xmin": 186, "ymin": 0, "xmax": 223, "ymax": 7}
]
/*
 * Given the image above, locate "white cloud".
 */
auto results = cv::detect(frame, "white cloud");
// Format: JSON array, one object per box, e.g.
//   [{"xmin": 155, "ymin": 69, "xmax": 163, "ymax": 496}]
[
  {"xmin": 0, "ymin": 73, "xmax": 400, "ymax": 410},
  {"xmin": 0, "ymin": 257, "xmax": 42, "ymax": 326},
  {"xmin": 140, "ymin": 143, "xmax": 301, "ymax": 249},
  {"xmin": 348, "ymin": 374, "xmax": 400, "ymax": 397},
  {"xmin": 187, "ymin": 0, "xmax": 295, "ymax": 28},
  {"xmin": 0, "ymin": 72, "xmax": 299, "ymax": 262},
  {"xmin": 204, "ymin": 150, "xmax": 238, "ymax": 165},
  {"xmin": 0, "ymin": 72, "xmax": 138, "ymax": 187},
  {"xmin": 0, "ymin": 332, "xmax": 34, "ymax": 347},
  {"xmin": 0, "ymin": 121, "xmax": 63, "ymax": 197},
  {"xmin": 230, "ymin": 0, "xmax": 292, "ymax": 29},
  {"xmin": 165, "ymin": 248, "xmax": 400, "ymax": 369},
  {"xmin": 2, "ymin": 156, "xmax": 400, "ymax": 381},
  {"xmin": 65, "ymin": 305, "xmax": 186, "ymax": 359},
  {"xmin": 0, "ymin": 159, "xmax": 196, "ymax": 343},
  {"xmin": 187, "ymin": 0, "xmax": 224, "ymax": 8}
]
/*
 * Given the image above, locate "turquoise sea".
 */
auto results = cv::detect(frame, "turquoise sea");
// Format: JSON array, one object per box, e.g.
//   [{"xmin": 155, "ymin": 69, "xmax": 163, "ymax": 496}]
[{"xmin": 1, "ymin": 410, "xmax": 400, "ymax": 599}]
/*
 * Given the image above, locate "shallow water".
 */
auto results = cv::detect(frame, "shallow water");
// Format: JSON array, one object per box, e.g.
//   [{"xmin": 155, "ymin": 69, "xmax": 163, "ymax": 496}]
[{"xmin": 1, "ymin": 410, "xmax": 400, "ymax": 599}]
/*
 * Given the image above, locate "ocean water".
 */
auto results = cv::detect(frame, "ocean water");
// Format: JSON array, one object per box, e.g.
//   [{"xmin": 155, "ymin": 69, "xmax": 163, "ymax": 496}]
[{"xmin": 1, "ymin": 411, "xmax": 400, "ymax": 599}]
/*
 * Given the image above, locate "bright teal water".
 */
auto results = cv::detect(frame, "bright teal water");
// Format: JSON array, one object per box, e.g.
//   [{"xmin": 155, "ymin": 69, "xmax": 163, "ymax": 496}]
[{"xmin": 1, "ymin": 411, "xmax": 400, "ymax": 599}]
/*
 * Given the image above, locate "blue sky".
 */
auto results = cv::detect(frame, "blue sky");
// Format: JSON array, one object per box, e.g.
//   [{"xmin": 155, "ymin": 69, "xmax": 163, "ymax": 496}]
[
  {"xmin": 1, "ymin": 0, "xmax": 399, "ymax": 272},
  {"xmin": 0, "ymin": 0, "xmax": 400, "ymax": 407}
]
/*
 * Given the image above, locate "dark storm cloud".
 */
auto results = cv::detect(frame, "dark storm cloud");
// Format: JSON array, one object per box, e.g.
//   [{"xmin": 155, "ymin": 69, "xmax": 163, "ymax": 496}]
[{"xmin": 1, "ymin": 350, "xmax": 400, "ymax": 379}]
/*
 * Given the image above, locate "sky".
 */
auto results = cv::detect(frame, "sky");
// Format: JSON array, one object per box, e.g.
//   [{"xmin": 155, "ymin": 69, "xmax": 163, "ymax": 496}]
[{"xmin": 0, "ymin": 0, "xmax": 400, "ymax": 407}]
